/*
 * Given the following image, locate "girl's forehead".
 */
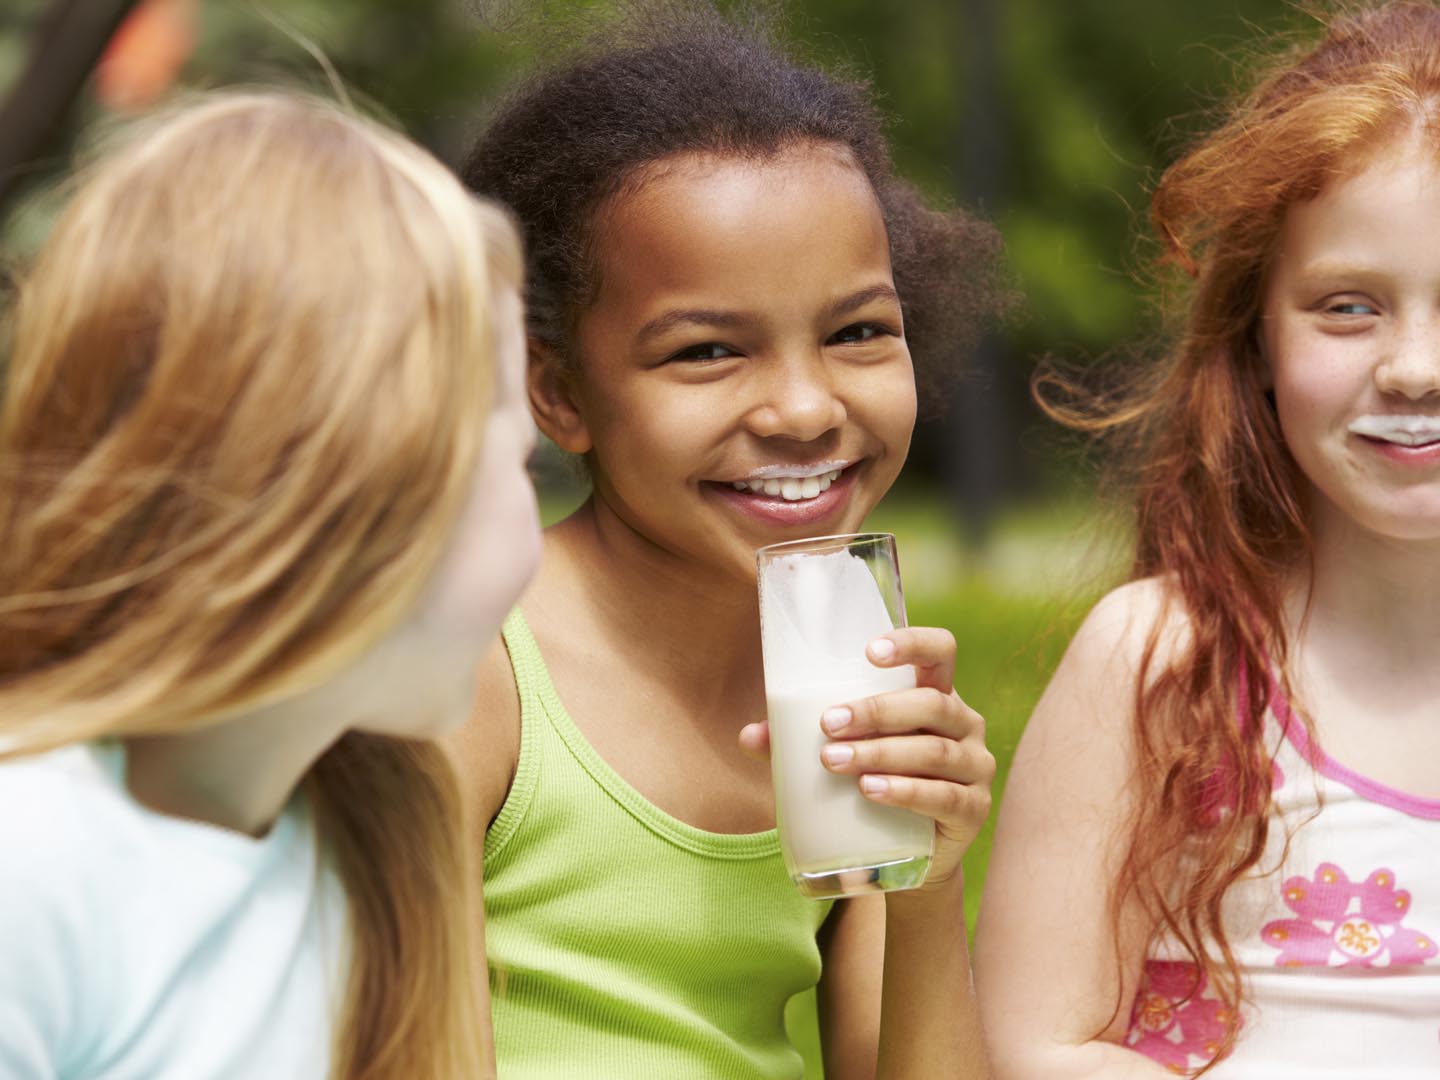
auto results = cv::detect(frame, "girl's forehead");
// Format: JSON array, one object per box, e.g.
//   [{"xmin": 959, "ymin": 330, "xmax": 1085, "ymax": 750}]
[
  {"xmin": 575, "ymin": 144, "xmax": 895, "ymax": 341},
  {"xmin": 1308, "ymin": 126, "xmax": 1440, "ymax": 204},
  {"xmin": 600, "ymin": 141, "xmax": 875, "ymax": 230},
  {"xmin": 600, "ymin": 149, "xmax": 884, "ymax": 259}
]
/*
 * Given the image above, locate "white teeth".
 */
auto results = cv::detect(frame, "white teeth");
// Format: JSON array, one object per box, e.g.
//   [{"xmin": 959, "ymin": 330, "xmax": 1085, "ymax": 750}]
[{"xmin": 730, "ymin": 469, "xmax": 843, "ymax": 501}]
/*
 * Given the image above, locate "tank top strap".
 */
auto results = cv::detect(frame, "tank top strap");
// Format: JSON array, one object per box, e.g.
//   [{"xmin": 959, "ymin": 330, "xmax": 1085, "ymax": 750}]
[{"xmin": 492, "ymin": 608, "xmax": 780, "ymax": 861}]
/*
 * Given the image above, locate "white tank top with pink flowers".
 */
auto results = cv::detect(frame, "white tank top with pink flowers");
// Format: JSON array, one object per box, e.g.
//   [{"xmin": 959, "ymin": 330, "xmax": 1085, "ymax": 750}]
[{"xmin": 1124, "ymin": 684, "xmax": 1440, "ymax": 1078}]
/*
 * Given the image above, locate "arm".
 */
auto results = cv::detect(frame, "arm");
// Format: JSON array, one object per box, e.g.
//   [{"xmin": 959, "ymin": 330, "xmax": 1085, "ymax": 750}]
[
  {"xmin": 974, "ymin": 581, "xmax": 1177, "ymax": 1079},
  {"xmin": 813, "ymin": 626, "xmax": 993, "ymax": 1080},
  {"xmin": 441, "ymin": 635, "xmax": 524, "ymax": 1077},
  {"xmin": 814, "ymin": 894, "xmax": 883, "ymax": 1077}
]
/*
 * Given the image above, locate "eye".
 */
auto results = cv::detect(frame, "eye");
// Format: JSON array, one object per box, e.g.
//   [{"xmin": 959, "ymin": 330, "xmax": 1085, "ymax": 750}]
[
  {"xmin": 666, "ymin": 342, "xmax": 738, "ymax": 363},
  {"xmin": 1323, "ymin": 298, "xmax": 1379, "ymax": 317},
  {"xmin": 828, "ymin": 322, "xmax": 894, "ymax": 345}
]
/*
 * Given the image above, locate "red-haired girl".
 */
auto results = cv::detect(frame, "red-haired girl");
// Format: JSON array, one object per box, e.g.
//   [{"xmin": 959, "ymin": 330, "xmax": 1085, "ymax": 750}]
[{"xmin": 978, "ymin": 3, "xmax": 1440, "ymax": 1076}]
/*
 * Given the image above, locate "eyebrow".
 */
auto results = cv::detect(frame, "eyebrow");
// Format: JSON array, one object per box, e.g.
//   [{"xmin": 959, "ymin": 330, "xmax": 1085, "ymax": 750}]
[
  {"xmin": 635, "ymin": 308, "xmax": 749, "ymax": 344},
  {"xmin": 830, "ymin": 284, "xmax": 902, "ymax": 317},
  {"xmin": 634, "ymin": 284, "xmax": 902, "ymax": 345}
]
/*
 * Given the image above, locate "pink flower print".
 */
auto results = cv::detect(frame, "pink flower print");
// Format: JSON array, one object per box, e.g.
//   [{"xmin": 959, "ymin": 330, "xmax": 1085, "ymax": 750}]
[
  {"xmin": 1126, "ymin": 960, "xmax": 1238, "ymax": 1073},
  {"xmin": 1262, "ymin": 863, "xmax": 1438, "ymax": 968}
]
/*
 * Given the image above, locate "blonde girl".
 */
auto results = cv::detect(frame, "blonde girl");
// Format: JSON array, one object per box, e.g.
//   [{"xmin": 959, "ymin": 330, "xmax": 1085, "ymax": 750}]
[
  {"xmin": 980, "ymin": 3, "xmax": 1440, "ymax": 1076},
  {"xmin": 0, "ymin": 91, "xmax": 538, "ymax": 1079}
]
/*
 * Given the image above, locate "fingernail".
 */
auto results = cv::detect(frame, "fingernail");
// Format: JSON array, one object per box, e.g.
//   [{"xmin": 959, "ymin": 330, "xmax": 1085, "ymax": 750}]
[
  {"xmin": 821, "ymin": 707, "xmax": 852, "ymax": 734},
  {"xmin": 821, "ymin": 744, "xmax": 854, "ymax": 766},
  {"xmin": 868, "ymin": 637, "xmax": 896, "ymax": 661},
  {"xmin": 860, "ymin": 775, "xmax": 890, "ymax": 795}
]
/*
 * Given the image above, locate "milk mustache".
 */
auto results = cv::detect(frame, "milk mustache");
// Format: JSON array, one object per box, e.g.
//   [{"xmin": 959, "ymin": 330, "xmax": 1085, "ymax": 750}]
[{"xmin": 758, "ymin": 542, "xmax": 933, "ymax": 897}]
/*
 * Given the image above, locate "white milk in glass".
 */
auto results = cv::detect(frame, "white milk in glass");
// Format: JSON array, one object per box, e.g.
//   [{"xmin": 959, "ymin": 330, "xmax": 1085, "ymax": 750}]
[{"xmin": 758, "ymin": 539, "xmax": 933, "ymax": 899}]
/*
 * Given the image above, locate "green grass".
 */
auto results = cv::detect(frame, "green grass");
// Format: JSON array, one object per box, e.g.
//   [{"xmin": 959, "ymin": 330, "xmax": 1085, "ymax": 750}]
[
  {"xmin": 864, "ymin": 495, "xmax": 1114, "ymax": 928},
  {"xmin": 538, "ymin": 488, "xmax": 1116, "ymax": 1075}
]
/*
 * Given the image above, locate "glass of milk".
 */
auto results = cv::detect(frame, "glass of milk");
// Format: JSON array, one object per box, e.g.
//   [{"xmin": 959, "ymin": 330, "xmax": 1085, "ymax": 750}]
[{"xmin": 756, "ymin": 532, "xmax": 934, "ymax": 900}]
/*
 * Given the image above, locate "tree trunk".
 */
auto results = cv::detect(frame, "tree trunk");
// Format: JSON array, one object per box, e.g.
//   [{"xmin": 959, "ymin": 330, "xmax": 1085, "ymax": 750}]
[
  {"xmin": 0, "ymin": 0, "xmax": 143, "ymax": 214},
  {"xmin": 945, "ymin": 0, "xmax": 1008, "ymax": 548}
]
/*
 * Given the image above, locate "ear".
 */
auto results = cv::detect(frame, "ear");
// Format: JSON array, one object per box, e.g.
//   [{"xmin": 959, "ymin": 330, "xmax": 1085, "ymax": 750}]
[{"xmin": 527, "ymin": 340, "xmax": 592, "ymax": 455}]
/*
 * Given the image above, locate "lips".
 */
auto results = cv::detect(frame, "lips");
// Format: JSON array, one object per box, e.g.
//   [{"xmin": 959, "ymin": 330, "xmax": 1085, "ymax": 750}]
[{"xmin": 1356, "ymin": 435, "xmax": 1440, "ymax": 469}]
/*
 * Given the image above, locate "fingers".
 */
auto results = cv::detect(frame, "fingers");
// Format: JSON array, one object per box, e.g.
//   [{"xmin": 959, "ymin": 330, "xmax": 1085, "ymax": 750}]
[
  {"xmin": 865, "ymin": 625, "xmax": 956, "ymax": 692},
  {"xmin": 820, "ymin": 729, "xmax": 995, "ymax": 790},
  {"xmin": 821, "ymin": 684, "xmax": 984, "ymax": 743},
  {"xmin": 822, "ymin": 718, "xmax": 995, "ymax": 852},
  {"xmin": 815, "ymin": 667, "xmax": 995, "ymax": 856},
  {"xmin": 854, "ymin": 773, "xmax": 993, "ymax": 845}
]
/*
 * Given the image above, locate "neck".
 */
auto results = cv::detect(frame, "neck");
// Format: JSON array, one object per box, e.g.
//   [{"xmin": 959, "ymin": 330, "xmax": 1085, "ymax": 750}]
[
  {"xmin": 1294, "ymin": 513, "xmax": 1440, "ymax": 665},
  {"xmin": 544, "ymin": 499, "xmax": 767, "ymax": 698},
  {"xmin": 125, "ymin": 697, "xmax": 345, "ymax": 837}
]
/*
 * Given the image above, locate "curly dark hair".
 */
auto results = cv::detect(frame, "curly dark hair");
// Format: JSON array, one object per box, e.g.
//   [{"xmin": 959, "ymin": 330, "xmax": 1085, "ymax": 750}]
[{"xmin": 462, "ymin": 1, "xmax": 1007, "ymax": 405}]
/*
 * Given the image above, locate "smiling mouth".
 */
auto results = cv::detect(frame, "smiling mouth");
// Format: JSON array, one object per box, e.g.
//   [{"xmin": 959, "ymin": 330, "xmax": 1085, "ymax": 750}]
[{"xmin": 729, "ymin": 468, "xmax": 844, "ymax": 502}]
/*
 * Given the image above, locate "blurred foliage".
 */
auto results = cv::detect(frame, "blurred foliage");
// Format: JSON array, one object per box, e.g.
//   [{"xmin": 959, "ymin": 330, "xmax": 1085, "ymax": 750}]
[
  {"xmin": 778, "ymin": 0, "xmax": 1308, "ymax": 352},
  {"xmin": 2, "ymin": 0, "xmax": 1313, "ymax": 490},
  {"xmin": 0, "ymin": 0, "xmax": 524, "ymax": 254}
]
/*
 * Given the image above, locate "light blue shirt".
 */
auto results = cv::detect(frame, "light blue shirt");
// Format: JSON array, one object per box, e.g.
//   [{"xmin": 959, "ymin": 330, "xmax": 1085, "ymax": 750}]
[{"xmin": 0, "ymin": 743, "xmax": 345, "ymax": 1079}]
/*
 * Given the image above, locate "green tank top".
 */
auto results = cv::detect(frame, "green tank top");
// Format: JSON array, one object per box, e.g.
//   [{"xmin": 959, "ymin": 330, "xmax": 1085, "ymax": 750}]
[{"xmin": 485, "ymin": 610, "xmax": 832, "ymax": 1079}]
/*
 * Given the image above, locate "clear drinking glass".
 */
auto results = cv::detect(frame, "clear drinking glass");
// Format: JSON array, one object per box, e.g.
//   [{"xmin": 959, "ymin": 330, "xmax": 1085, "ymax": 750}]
[{"xmin": 756, "ymin": 532, "xmax": 934, "ymax": 900}]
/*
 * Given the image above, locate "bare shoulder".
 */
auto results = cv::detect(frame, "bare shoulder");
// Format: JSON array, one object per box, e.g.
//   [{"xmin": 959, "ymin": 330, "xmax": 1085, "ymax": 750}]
[
  {"xmin": 1048, "ymin": 576, "xmax": 1188, "ymax": 710},
  {"xmin": 1009, "ymin": 575, "xmax": 1192, "ymax": 795},
  {"xmin": 443, "ymin": 633, "xmax": 522, "ymax": 828},
  {"xmin": 1067, "ymin": 575, "xmax": 1186, "ymax": 672}
]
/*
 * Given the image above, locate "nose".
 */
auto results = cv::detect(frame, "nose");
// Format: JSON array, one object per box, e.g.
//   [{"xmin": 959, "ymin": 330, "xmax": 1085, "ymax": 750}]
[
  {"xmin": 1375, "ymin": 319, "xmax": 1440, "ymax": 400},
  {"xmin": 744, "ymin": 351, "xmax": 847, "ymax": 442}
]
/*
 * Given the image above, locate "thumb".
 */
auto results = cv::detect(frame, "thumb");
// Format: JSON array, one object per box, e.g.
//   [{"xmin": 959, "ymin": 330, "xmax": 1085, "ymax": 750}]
[{"xmin": 738, "ymin": 720, "xmax": 771, "ymax": 760}]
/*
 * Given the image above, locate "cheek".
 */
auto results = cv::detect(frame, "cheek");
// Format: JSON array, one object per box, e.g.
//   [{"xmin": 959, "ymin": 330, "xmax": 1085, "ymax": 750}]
[
  {"xmin": 505, "ymin": 476, "xmax": 544, "ymax": 585},
  {"xmin": 590, "ymin": 391, "xmax": 723, "ymax": 470},
  {"xmin": 418, "ymin": 453, "xmax": 541, "ymax": 638},
  {"xmin": 859, "ymin": 361, "xmax": 918, "ymax": 445},
  {"xmin": 895, "ymin": 380, "xmax": 918, "ymax": 438},
  {"xmin": 1272, "ymin": 355, "xmax": 1347, "ymax": 430}
]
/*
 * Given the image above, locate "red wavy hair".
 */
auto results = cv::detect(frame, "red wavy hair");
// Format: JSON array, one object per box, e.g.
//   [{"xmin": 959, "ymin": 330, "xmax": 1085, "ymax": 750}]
[{"xmin": 1037, "ymin": 1, "xmax": 1440, "ymax": 1070}]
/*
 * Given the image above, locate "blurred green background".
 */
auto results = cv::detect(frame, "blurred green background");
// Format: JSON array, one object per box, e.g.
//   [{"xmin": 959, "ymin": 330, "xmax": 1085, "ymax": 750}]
[{"xmin": 0, "ymin": 1, "xmax": 1307, "ymax": 1073}]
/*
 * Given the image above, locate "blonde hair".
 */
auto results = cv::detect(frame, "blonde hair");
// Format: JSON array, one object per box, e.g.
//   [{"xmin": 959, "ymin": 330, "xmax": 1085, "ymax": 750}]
[{"xmin": 0, "ymin": 92, "xmax": 522, "ymax": 1079}]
